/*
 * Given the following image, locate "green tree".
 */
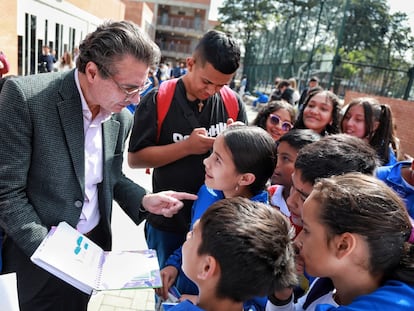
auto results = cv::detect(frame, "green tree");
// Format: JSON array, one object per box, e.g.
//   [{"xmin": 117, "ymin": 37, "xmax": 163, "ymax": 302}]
[
  {"xmin": 217, "ymin": 0, "xmax": 413, "ymax": 97},
  {"xmin": 217, "ymin": 0, "xmax": 280, "ymax": 82},
  {"xmin": 341, "ymin": 0, "xmax": 389, "ymax": 52}
]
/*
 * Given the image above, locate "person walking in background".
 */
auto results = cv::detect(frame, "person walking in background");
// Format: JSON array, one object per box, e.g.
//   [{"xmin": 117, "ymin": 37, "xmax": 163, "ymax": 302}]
[
  {"xmin": 269, "ymin": 77, "xmax": 282, "ymax": 100},
  {"xmin": 0, "ymin": 20, "xmax": 196, "ymax": 311},
  {"xmin": 72, "ymin": 46, "xmax": 80, "ymax": 65},
  {"xmin": 288, "ymin": 77, "xmax": 301, "ymax": 105},
  {"xmin": 270, "ymin": 80, "xmax": 295, "ymax": 105},
  {"xmin": 128, "ymin": 29, "xmax": 247, "ymax": 269},
  {"xmin": 298, "ymin": 76, "xmax": 319, "ymax": 111},
  {"xmin": 38, "ymin": 45, "xmax": 56, "ymax": 72},
  {"xmin": 157, "ymin": 62, "xmax": 171, "ymax": 82},
  {"xmin": 171, "ymin": 62, "xmax": 186, "ymax": 78},
  {"xmin": 55, "ymin": 51, "xmax": 75, "ymax": 72},
  {"xmin": 0, "ymin": 50, "xmax": 10, "ymax": 78},
  {"xmin": 239, "ymin": 74, "xmax": 247, "ymax": 96}
]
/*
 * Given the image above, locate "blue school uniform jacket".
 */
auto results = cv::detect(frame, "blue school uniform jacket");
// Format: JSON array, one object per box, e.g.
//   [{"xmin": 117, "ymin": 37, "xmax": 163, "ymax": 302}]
[
  {"xmin": 375, "ymin": 161, "xmax": 414, "ymax": 218},
  {"xmin": 169, "ymin": 299, "xmax": 203, "ymax": 310},
  {"xmin": 316, "ymin": 280, "xmax": 414, "ymax": 311},
  {"xmin": 164, "ymin": 184, "xmax": 269, "ymax": 311}
]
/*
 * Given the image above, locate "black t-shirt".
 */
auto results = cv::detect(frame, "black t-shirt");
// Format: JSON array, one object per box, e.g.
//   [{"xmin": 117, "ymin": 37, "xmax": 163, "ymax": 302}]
[{"xmin": 129, "ymin": 79, "xmax": 247, "ymax": 233}]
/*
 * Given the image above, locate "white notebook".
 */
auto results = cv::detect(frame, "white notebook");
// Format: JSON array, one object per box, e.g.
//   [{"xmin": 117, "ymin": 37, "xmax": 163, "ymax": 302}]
[
  {"xmin": 0, "ymin": 273, "xmax": 20, "ymax": 311},
  {"xmin": 31, "ymin": 221, "xmax": 161, "ymax": 294}
]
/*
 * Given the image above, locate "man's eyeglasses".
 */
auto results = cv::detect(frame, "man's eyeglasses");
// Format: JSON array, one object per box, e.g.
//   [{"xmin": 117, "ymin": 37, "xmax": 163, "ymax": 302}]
[
  {"xmin": 99, "ymin": 65, "xmax": 152, "ymax": 102},
  {"xmin": 269, "ymin": 114, "xmax": 293, "ymax": 131}
]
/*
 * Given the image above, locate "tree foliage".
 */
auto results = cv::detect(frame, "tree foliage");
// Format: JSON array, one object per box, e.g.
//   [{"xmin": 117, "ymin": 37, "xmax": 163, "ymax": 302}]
[{"xmin": 216, "ymin": 0, "xmax": 414, "ymax": 98}]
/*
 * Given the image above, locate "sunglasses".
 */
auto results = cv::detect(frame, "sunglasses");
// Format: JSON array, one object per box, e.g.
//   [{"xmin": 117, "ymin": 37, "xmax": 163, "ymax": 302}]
[{"xmin": 269, "ymin": 114, "xmax": 293, "ymax": 131}]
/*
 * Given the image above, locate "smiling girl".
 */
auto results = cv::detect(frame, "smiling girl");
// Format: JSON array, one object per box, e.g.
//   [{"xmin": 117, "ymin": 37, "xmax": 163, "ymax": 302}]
[
  {"xmin": 158, "ymin": 125, "xmax": 277, "ymax": 310},
  {"xmin": 252, "ymin": 101, "xmax": 296, "ymax": 142},
  {"xmin": 340, "ymin": 97, "xmax": 401, "ymax": 166},
  {"xmin": 294, "ymin": 88, "xmax": 341, "ymax": 136},
  {"xmin": 296, "ymin": 173, "xmax": 414, "ymax": 311}
]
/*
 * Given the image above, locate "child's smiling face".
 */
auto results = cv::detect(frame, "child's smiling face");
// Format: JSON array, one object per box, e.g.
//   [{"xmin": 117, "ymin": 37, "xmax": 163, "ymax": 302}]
[{"xmin": 203, "ymin": 135, "xmax": 240, "ymax": 194}]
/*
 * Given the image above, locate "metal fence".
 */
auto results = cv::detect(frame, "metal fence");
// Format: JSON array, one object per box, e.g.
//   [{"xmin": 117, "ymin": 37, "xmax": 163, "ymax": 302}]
[{"xmin": 244, "ymin": 59, "xmax": 414, "ymax": 101}]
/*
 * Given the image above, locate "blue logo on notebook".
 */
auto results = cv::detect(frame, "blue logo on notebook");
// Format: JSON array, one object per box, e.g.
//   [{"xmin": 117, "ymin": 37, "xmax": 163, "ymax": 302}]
[{"xmin": 74, "ymin": 236, "xmax": 89, "ymax": 255}]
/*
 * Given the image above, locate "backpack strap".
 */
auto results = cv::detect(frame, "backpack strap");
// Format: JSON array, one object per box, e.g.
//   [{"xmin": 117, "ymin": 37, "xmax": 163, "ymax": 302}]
[
  {"xmin": 145, "ymin": 79, "xmax": 178, "ymax": 175},
  {"xmin": 156, "ymin": 79, "xmax": 179, "ymax": 142},
  {"xmin": 156, "ymin": 80, "xmax": 239, "ymax": 142},
  {"xmin": 219, "ymin": 85, "xmax": 239, "ymax": 121}
]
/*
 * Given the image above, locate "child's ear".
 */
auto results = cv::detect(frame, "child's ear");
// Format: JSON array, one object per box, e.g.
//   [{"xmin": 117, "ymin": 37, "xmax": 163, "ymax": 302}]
[
  {"xmin": 197, "ymin": 255, "xmax": 218, "ymax": 280},
  {"xmin": 239, "ymin": 173, "xmax": 256, "ymax": 186},
  {"xmin": 334, "ymin": 232, "xmax": 356, "ymax": 259}
]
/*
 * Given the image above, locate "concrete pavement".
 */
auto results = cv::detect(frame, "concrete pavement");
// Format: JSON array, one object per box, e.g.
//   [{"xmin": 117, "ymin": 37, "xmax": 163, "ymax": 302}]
[{"xmin": 87, "ymin": 166, "xmax": 155, "ymax": 311}]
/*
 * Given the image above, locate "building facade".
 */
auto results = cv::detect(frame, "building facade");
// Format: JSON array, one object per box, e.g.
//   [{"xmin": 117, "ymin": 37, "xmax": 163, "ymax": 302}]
[
  {"xmin": 123, "ymin": 0, "xmax": 217, "ymax": 65},
  {"xmin": 1, "ymin": 0, "xmax": 125, "ymax": 76},
  {"xmin": 0, "ymin": 0, "xmax": 216, "ymax": 77}
]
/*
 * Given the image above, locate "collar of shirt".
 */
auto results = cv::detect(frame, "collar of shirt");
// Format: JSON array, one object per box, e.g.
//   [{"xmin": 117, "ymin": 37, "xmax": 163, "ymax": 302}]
[{"xmin": 74, "ymin": 69, "xmax": 112, "ymax": 131}]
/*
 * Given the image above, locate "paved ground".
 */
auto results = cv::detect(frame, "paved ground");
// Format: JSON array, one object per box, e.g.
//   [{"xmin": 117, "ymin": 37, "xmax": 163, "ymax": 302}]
[
  {"xmin": 87, "ymin": 102, "xmax": 258, "ymax": 310},
  {"xmin": 87, "ymin": 166, "xmax": 155, "ymax": 311}
]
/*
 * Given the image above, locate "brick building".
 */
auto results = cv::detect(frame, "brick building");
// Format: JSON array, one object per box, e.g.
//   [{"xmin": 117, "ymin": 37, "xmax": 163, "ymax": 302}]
[{"xmin": 0, "ymin": 0, "xmax": 217, "ymax": 77}]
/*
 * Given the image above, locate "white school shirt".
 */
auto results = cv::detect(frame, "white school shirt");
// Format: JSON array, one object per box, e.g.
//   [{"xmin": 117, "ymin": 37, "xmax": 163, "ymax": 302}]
[
  {"xmin": 265, "ymin": 277, "xmax": 338, "ymax": 311},
  {"xmin": 270, "ymin": 185, "xmax": 291, "ymax": 217},
  {"xmin": 74, "ymin": 70, "xmax": 111, "ymax": 234}
]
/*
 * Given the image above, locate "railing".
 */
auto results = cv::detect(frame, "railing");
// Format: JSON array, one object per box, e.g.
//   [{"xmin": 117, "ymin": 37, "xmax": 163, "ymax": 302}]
[
  {"xmin": 157, "ymin": 16, "xmax": 204, "ymax": 32},
  {"xmin": 243, "ymin": 61, "xmax": 413, "ymax": 101}
]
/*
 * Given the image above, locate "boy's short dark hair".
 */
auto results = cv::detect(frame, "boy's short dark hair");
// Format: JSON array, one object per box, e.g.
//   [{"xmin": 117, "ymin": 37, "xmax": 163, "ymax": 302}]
[
  {"xmin": 295, "ymin": 134, "xmax": 380, "ymax": 185},
  {"xmin": 194, "ymin": 30, "xmax": 240, "ymax": 74},
  {"xmin": 278, "ymin": 129, "xmax": 321, "ymax": 151},
  {"xmin": 198, "ymin": 197, "xmax": 297, "ymax": 302}
]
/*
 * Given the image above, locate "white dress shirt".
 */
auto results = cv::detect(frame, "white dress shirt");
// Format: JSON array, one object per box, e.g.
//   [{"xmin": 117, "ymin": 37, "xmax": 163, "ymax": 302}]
[{"xmin": 74, "ymin": 70, "xmax": 111, "ymax": 233}]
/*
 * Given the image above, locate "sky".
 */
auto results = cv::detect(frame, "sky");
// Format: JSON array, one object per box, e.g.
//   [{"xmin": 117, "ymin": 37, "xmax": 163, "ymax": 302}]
[{"xmin": 209, "ymin": 0, "xmax": 414, "ymax": 34}]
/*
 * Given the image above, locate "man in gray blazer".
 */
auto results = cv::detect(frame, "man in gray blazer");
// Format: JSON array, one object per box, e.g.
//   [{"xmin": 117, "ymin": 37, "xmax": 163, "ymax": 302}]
[{"xmin": 0, "ymin": 21, "xmax": 196, "ymax": 311}]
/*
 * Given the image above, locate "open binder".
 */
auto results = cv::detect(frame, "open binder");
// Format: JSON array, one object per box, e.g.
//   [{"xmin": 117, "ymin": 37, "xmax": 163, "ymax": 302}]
[{"xmin": 31, "ymin": 221, "xmax": 161, "ymax": 294}]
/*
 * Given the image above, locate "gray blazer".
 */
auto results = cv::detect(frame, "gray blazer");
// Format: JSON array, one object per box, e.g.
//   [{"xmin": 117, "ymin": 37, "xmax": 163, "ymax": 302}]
[{"xmin": 0, "ymin": 70, "xmax": 147, "ymax": 302}]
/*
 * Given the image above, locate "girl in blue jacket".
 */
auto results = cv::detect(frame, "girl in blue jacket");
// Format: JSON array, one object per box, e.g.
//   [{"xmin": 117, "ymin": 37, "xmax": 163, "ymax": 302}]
[
  {"xmin": 157, "ymin": 125, "xmax": 277, "ymax": 310},
  {"xmin": 294, "ymin": 173, "xmax": 414, "ymax": 311}
]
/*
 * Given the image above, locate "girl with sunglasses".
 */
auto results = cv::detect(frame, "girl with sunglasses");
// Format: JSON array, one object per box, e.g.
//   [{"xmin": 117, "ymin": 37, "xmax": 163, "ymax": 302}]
[{"xmin": 252, "ymin": 100, "xmax": 296, "ymax": 142}]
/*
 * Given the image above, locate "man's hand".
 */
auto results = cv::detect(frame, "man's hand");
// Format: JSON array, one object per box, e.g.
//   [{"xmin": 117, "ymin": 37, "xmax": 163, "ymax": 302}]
[
  {"xmin": 142, "ymin": 191, "xmax": 197, "ymax": 218},
  {"xmin": 155, "ymin": 265, "xmax": 179, "ymax": 300},
  {"xmin": 184, "ymin": 128, "xmax": 215, "ymax": 155}
]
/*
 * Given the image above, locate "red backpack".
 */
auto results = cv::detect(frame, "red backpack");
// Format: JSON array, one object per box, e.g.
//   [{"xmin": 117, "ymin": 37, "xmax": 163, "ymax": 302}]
[{"xmin": 156, "ymin": 78, "xmax": 239, "ymax": 141}]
